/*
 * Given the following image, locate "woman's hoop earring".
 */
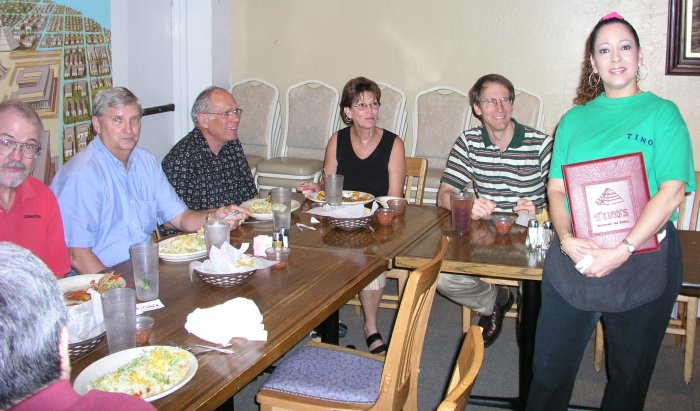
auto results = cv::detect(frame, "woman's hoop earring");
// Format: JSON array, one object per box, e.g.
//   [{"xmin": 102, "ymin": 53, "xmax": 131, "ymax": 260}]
[
  {"xmin": 636, "ymin": 64, "xmax": 648, "ymax": 81},
  {"xmin": 345, "ymin": 116, "xmax": 353, "ymax": 125},
  {"xmin": 588, "ymin": 72, "xmax": 601, "ymax": 88}
]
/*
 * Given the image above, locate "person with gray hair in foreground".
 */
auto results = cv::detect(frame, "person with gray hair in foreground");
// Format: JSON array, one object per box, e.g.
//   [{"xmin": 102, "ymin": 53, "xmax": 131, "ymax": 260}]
[{"xmin": 0, "ymin": 242, "xmax": 155, "ymax": 410}]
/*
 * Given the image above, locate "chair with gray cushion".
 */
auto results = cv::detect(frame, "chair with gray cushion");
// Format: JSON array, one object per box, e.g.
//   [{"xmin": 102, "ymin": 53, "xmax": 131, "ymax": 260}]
[
  {"xmin": 230, "ymin": 78, "xmax": 281, "ymax": 176},
  {"xmin": 376, "ymin": 82, "xmax": 407, "ymax": 138},
  {"xmin": 468, "ymin": 86, "xmax": 545, "ymax": 132},
  {"xmin": 256, "ymin": 236, "xmax": 449, "ymax": 411},
  {"xmin": 411, "ymin": 86, "xmax": 472, "ymax": 205},
  {"xmin": 255, "ymin": 80, "xmax": 340, "ymax": 190}
]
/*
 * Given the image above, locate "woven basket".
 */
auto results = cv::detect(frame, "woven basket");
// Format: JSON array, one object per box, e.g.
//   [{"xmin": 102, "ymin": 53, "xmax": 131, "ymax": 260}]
[
  {"xmin": 328, "ymin": 215, "xmax": 373, "ymax": 231},
  {"xmin": 68, "ymin": 331, "xmax": 106, "ymax": 360},
  {"xmin": 195, "ymin": 269, "xmax": 255, "ymax": 288}
]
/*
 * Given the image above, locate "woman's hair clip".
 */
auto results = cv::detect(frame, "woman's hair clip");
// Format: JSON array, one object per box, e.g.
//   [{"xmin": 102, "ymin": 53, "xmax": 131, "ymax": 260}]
[{"xmin": 601, "ymin": 11, "xmax": 624, "ymax": 21}]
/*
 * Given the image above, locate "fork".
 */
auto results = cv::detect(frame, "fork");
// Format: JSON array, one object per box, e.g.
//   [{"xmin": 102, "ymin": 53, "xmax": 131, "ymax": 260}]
[{"xmin": 168, "ymin": 341, "xmax": 234, "ymax": 355}]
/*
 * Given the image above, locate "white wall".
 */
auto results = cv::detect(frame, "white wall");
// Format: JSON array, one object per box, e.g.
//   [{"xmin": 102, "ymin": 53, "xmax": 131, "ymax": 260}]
[
  {"xmin": 229, "ymin": 0, "xmax": 700, "ymax": 168},
  {"xmin": 111, "ymin": 0, "xmax": 231, "ymax": 161}
]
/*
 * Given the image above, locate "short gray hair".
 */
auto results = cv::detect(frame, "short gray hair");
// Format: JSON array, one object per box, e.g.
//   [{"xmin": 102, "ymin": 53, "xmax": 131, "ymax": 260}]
[
  {"xmin": 0, "ymin": 243, "xmax": 67, "ymax": 408},
  {"xmin": 0, "ymin": 100, "xmax": 44, "ymax": 139},
  {"xmin": 191, "ymin": 86, "xmax": 228, "ymax": 125},
  {"xmin": 92, "ymin": 86, "xmax": 142, "ymax": 118}
]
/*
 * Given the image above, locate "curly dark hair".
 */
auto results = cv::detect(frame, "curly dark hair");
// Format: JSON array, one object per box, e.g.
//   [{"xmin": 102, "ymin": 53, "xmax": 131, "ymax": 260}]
[{"xmin": 574, "ymin": 16, "xmax": 640, "ymax": 105}]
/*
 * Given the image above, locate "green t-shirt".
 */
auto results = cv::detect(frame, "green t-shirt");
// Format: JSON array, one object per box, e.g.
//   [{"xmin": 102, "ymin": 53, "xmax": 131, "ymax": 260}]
[{"xmin": 551, "ymin": 92, "xmax": 696, "ymax": 220}]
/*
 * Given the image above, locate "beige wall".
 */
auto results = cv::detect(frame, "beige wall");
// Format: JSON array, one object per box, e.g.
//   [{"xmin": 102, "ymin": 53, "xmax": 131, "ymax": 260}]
[{"xmin": 230, "ymin": 0, "xmax": 700, "ymax": 168}]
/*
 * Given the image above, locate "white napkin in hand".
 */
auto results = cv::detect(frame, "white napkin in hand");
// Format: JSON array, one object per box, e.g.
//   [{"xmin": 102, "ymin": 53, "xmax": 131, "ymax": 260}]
[{"xmin": 185, "ymin": 297, "xmax": 267, "ymax": 344}]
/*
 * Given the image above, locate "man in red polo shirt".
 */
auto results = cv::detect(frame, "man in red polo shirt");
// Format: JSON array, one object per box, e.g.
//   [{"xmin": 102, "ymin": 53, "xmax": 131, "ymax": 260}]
[{"xmin": 0, "ymin": 100, "xmax": 70, "ymax": 277}]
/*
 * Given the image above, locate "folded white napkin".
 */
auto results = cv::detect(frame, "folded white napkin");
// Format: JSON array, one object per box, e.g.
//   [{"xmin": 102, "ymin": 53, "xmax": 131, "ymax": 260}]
[
  {"xmin": 67, "ymin": 288, "xmax": 106, "ymax": 343},
  {"xmin": 189, "ymin": 242, "xmax": 276, "ymax": 278},
  {"xmin": 305, "ymin": 202, "xmax": 378, "ymax": 218},
  {"xmin": 185, "ymin": 297, "xmax": 267, "ymax": 344}
]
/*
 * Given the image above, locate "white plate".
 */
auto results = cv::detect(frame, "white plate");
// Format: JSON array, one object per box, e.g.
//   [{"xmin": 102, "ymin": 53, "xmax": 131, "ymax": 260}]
[
  {"xmin": 375, "ymin": 196, "xmax": 404, "ymax": 208},
  {"xmin": 73, "ymin": 346, "xmax": 198, "ymax": 402},
  {"xmin": 159, "ymin": 233, "xmax": 207, "ymax": 262},
  {"xmin": 59, "ymin": 274, "xmax": 126, "ymax": 306},
  {"xmin": 241, "ymin": 199, "xmax": 301, "ymax": 220},
  {"xmin": 308, "ymin": 190, "xmax": 375, "ymax": 205}
]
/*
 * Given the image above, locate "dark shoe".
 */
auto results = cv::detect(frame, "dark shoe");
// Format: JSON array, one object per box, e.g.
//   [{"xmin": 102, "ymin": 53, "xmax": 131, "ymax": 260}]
[
  {"xmin": 366, "ymin": 332, "xmax": 388, "ymax": 355},
  {"xmin": 478, "ymin": 288, "xmax": 514, "ymax": 347}
]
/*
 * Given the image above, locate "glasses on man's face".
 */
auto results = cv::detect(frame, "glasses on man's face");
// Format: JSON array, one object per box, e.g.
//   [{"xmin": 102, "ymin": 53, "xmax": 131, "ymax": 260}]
[
  {"xmin": 352, "ymin": 101, "xmax": 380, "ymax": 111},
  {"xmin": 206, "ymin": 108, "xmax": 243, "ymax": 119},
  {"xmin": 0, "ymin": 135, "xmax": 41, "ymax": 159},
  {"xmin": 478, "ymin": 97, "xmax": 513, "ymax": 110}
]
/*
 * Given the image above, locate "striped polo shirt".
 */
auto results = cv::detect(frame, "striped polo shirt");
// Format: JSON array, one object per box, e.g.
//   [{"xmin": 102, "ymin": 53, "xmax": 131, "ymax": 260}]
[{"xmin": 441, "ymin": 119, "xmax": 553, "ymax": 211}]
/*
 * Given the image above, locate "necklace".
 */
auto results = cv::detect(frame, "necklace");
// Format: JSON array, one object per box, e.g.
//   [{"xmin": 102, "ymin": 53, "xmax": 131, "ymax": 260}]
[{"xmin": 353, "ymin": 127, "xmax": 377, "ymax": 158}]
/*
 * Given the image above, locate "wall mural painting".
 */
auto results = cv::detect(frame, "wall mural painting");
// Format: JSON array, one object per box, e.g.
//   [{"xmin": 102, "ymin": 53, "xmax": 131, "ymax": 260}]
[{"xmin": 0, "ymin": 0, "xmax": 111, "ymax": 181}]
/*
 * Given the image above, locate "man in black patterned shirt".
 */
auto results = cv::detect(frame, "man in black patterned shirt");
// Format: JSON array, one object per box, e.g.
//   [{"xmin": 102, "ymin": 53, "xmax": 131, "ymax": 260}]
[{"xmin": 161, "ymin": 87, "xmax": 258, "ymax": 236}]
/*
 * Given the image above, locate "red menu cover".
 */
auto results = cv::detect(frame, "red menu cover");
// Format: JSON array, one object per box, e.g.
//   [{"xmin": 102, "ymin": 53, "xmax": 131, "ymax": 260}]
[{"xmin": 562, "ymin": 152, "xmax": 659, "ymax": 253}]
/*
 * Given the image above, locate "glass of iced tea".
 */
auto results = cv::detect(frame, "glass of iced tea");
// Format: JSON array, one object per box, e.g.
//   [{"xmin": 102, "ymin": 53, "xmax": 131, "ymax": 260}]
[{"xmin": 450, "ymin": 191, "xmax": 474, "ymax": 234}]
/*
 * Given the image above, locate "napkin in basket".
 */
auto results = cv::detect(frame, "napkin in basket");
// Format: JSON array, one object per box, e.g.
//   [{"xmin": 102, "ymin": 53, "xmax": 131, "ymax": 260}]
[
  {"xmin": 304, "ymin": 202, "xmax": 378, "ymax": 218},
  {"xmin": 66, "ymin": 288, "xmax": 106, "ymax": 343},
  {"xmin": 185, "ymin": 297, "xmax": 267, "ymax": 344},
  {"xmin": 189, "ymin": 242, "xmax": 276, "ymax": 279}
]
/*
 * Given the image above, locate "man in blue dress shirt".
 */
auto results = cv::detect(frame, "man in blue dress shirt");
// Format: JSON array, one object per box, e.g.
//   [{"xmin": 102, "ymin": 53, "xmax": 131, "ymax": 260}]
[{"xmin": 51, "ymin": 87, "xmax": 250, "ymax": 274}]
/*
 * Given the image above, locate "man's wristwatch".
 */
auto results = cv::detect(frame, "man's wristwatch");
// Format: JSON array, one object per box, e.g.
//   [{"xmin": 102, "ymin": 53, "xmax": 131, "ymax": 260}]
[{"xmin": 622, "ymin": 239, "xmax": 636, "ymax": 254}]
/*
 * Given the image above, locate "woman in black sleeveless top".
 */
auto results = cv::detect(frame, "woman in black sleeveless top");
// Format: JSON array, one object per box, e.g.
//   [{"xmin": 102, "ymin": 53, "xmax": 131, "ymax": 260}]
[{"xmin": 299, "ymin": 77, "xmax": 406, "ymax": 354}]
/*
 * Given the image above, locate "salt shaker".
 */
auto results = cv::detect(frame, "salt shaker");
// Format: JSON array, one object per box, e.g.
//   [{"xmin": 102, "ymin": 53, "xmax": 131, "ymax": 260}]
[
  {"xmin": 541, "ymin": 221, "xmax": 553, "ymax": 249},
  {"xmin": 526, "ymin": 219, "xmax": 539, "ymax": 250}
]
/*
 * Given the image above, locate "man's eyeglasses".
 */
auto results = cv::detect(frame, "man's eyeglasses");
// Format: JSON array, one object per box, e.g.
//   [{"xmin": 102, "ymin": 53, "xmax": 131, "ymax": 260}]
[
  {"xmin": 478, "ymin": 97, "xmax": 513, "ymax": 110},
  {"xmin": 206, "ymin": 108, "xmax": 244, "ymax": 118},
  {"xmin": 0, "ymin": 136, "xmax": 41, "ymax": 159},
  {"xmin": 352, "ymin": 101, "xmax": 381, "ymax": 111}
]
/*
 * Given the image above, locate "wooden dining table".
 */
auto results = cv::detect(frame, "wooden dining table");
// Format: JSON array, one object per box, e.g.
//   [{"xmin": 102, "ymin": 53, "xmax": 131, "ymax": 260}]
[
  {"xmin": 69, "ymin": 248, "xmax": 386, "ymax": 409},
  {"xmin": 69, "ymin": 201, "xmax": 449, "ymax": 410},
  {"xmin": 395, "ymin": 217, "xmax": 543, "ymax": 409}
]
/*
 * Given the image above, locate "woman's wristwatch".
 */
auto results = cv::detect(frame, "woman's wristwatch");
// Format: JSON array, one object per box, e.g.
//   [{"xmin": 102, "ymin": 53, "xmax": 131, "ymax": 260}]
[{"xmin": 621, "ymin": 239, "xmax": 636, "ymax": 254}]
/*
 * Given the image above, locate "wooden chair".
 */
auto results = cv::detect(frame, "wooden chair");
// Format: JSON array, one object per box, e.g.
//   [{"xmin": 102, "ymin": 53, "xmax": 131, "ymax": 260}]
[
  {"xmin": 437, "ymin": 325, "xmax": 485, "ymax": 411},
  {"xmin": 256, "ymin": 236, "xmax": 449, "ymax": 411},
  {"xmin": 347, "ymin": 156, "xmax": 429, "ymax": 314},
  {"xmin": 594, "ymin": 173, "xmax": 700, "ymax": 383}
]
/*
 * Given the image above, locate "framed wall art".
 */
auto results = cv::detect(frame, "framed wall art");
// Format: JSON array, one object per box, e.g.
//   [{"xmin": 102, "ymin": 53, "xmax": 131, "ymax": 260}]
[{"xmin": 667, "ymin": 0, "xmax": 700, "ymax": 75}]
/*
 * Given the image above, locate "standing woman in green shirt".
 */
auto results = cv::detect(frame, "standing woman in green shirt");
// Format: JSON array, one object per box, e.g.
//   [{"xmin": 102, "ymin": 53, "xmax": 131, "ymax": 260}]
[{"xmin": 527, "ymin": 12, "xmax": 696, "ymax": 410}]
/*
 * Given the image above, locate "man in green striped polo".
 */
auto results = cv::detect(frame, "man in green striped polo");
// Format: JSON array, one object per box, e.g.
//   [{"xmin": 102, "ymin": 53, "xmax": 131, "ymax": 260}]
[{"xmin": 436, "ymin": 73, "xmax": 553, "ymax": 347}]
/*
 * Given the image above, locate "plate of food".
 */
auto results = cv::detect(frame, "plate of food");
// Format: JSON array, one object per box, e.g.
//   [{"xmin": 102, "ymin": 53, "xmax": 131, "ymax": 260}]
[
  {"xmin": 240, "ymin": 198, "xmax": 301, "ymax": 220},
  {"xmin": 59, "ymin": 273, "xmax": 126, "ymax": 306},
  {"xmin": 308, "ymin": 190, "xmax": 375, "ymax": 205},
  {"xmin": 73, "ymin": 346, "xmax": 197, "ymax": 402},
  {"xmin": 159, "ymin": 232, "xmax": 207, "ymax": 262}
]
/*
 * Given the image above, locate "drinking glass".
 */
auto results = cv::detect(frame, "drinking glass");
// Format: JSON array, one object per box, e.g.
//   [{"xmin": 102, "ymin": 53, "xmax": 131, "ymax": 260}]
[
  {"xmin": 101, "ymin": 288, "xmax": 136, "ymax": 353},
  {"xmin": 324, "ymin": 174, "xmax": 344, "ymax": 206},
  {"xmin": 205, "ymin": 220, "xmax": 230, "ymax": 253},
  {"xmin": 270, "ymin": 187, "xmax": 293, "ymax": 231},
  {"xmin": 129, "ymin": 241, "xmax": 159, "ymax": 301},
  {"xmin": 450, "ymin": 191, "xmax": 474, "ymax": 234}
]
